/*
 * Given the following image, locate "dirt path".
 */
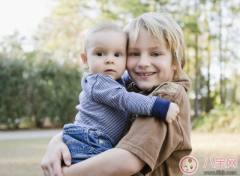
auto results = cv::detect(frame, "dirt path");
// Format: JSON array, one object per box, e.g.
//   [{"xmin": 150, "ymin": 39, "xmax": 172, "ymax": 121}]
[
  {"xmin": 191, "ymin": 130, "xmax": 240, "ymax": 157},
  {"xmin": 188, "ymin": 131, "xmax": 240, "ymax": 176}
]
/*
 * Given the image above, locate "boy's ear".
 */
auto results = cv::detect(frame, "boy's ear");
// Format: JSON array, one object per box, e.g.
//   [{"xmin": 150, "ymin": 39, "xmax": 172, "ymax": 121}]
[
  {"xmin": 172, "ymin": 62, "xmax": 177, "ymax": 70},
  {"xmin": 81, "ymin": 53, "xmax": 89, "ymax": 69}
]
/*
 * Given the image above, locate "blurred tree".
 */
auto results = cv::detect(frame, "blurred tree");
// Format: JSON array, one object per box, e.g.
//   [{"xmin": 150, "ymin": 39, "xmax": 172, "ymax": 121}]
[
  {"xmin": 203, "ymin": 0, "xmax": 215, "ymax": 112},
  {"xmin": 218, "ymin": 0, "xmax": 224, "ymax": 105},
  {"xmin": 0, "ymin": 31, "xmax": 82, "ymax": 129},
  {"xmin": 0, "ymin": 31, "xmax": 28, "ymax": 128}
]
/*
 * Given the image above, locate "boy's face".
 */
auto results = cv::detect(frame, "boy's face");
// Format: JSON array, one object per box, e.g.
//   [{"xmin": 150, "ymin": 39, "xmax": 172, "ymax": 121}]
[
  {"xmin": 127, "ymin": 28, "xmax": 176, "ymax": 91},
  {"xmin": 81, "ymin": 31, "xmax": 127, "ymax": 80}
]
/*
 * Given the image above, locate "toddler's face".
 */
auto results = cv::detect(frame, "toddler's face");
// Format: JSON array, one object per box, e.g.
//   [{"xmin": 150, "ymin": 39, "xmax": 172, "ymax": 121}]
[
  {"xmin": 127, "ymin": 28, "xmax": 176, "ymax": 90},
  {"xmin": 83, "ymin": 31, "xmax": 127, "ymax": 80}
]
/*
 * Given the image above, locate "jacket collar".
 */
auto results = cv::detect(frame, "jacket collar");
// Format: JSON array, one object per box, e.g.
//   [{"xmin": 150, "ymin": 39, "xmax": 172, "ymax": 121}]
[{"xmin": 130, "ymin": 77, "xmax": 192, "ymax": 95}]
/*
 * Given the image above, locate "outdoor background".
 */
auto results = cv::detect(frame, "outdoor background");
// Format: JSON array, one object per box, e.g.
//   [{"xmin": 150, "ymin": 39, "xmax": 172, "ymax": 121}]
[{"xmin": 0, "ymin": 0, "xmax": 239, "ymax": 176}]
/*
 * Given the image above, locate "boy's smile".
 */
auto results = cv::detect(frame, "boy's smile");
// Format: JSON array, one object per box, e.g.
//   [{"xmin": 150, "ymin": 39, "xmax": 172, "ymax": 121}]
[
  {"xmin": 81, "ymin": 31, "xmax": 127, "ymax": 80},
  {"xmin": 127, "ymin": 28, "xmax": 176, "ymax": 91}
]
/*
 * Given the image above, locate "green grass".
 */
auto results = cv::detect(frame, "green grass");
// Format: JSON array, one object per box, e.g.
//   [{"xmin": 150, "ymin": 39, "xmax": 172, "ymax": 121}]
[
  {"xmin": 0, "ymin": 132, "xmax": 239, "ymax": 176},
  {"xmin": 0, "ymin": 138, "xmax": 51, "ymax": 176},
  {"xmin": 193, "ymin": 104, "xmax": 240, "ymax": 132}
]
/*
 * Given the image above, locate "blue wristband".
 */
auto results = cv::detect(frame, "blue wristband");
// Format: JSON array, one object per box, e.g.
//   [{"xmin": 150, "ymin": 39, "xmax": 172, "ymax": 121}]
[{"xmin": 151, "ymin": 98, "xmax": 171, "ymax": 121}]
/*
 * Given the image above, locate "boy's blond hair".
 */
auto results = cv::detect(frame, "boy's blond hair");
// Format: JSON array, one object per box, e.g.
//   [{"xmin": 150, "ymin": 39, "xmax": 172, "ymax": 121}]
[
  {"xmin": 124, "ymin": 12, "xmax": 186, "ymax": 80},
  {"xmin": 83, "ymin": 22, "xmax": 125, "ymax": 56}
]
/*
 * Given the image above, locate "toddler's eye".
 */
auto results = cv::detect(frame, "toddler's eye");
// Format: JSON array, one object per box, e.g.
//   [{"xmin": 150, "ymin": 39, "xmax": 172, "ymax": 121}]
[
  {"xmin": 97, "ymin": 52, "xmax": 104, "ymax": 56},
  {"xmin": 115, "ymin": 53, "xmax": 121, "ymax": 57},
  {"xmin": 151, "ymin": 53, "xmax": 160, "ymax": 57}
]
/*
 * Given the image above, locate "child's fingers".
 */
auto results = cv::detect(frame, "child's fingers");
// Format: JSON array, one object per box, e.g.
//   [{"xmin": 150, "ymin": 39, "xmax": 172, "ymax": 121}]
[
  {"xmin": 167, "ymin": 119, "xmax": 172, "ymax": 123},
  {"xmin": 47, "ymin": 165, "xmax": 55, "ymax": 176},
  {"xmin": 53, "ymin": 161, "xmax": 64, "ymax": 176},
  {"xmin": 173, "ymin": 103, "xmax": 179, "ymax": 112},
  {"xmin": 41, "ymin": 161, "xmax": 53, "ymax": 176},
  {"xmin": 43, "ymin": 169, "xmax": 50, "ymax": 176},
  {"xmin": 61, "ymin": 146, "xmax": 71, "ymax": 167},
  {"xmin": 171, "ymin": 115, "xmax": 176, "ymax": 122}
]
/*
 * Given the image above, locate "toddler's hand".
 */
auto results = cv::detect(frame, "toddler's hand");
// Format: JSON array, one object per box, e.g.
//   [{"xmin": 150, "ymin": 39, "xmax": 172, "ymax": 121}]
[{"xmin": 166, "ymin": 103, "xmax": 179, "ymax": 123}]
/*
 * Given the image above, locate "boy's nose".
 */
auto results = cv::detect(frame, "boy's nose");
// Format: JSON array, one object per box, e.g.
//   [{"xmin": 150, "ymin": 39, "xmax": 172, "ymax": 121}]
[{"xmin": 137, "ymin": 55, "xmax": 151, "ymax": 68}]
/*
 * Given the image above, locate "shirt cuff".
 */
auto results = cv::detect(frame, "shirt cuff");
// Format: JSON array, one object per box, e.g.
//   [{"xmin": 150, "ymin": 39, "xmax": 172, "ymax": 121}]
[{"xmin": 151, "ymin": 98, "xmax": 171, "ymax": 121}]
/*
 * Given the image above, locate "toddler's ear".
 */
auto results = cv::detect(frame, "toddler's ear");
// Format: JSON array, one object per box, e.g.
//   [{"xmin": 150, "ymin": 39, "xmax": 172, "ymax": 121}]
[{"xmin": 81, "ymin": 53, "xmax": 89, "ymax": 69}]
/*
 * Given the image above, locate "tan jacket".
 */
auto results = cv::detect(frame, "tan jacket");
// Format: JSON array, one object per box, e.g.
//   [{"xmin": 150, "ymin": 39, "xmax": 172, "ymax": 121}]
[{"xmin": 116, "ymin": 78, "xmax": 192, "ymax": 176}]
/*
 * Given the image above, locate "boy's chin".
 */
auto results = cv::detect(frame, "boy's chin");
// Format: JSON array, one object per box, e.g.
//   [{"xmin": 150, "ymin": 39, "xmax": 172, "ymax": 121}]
[{"xmin": 135, "ymin": 83, "xmax": 154, "ymax": 91}]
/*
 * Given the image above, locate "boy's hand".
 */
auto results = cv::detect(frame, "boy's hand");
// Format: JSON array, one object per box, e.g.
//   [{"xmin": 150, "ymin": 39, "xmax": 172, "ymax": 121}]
[
  {"xmin": 41, "ymin": 132, "xmax": 72, "ymax": 176},
  {"xmin": 166, "ymin": 103, "xmax": 179, "ymax": 123}
]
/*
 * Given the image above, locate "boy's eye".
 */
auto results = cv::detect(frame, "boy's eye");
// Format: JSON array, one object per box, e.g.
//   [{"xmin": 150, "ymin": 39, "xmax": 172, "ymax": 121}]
[
  {"xmin": 115, "ymin": 53, "xmax": 121, "ymax": 57},
  {"xmin": 129, "ymin": 53, "xmax": 139, "ymax": 56},
  {"xmin": 97, "ymin": 52, "xmax": 104, "ymax": 56},
  {"xmin": 151, "ymin": 53, "xmax": 160, "ymax": 57}
]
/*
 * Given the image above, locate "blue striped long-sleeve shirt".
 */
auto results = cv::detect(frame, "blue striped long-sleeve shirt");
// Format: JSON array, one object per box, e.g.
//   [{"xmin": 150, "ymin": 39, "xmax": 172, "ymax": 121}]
[{"xmin": 74, "ymin": 72, "xmax": 170, "ymax": 146}]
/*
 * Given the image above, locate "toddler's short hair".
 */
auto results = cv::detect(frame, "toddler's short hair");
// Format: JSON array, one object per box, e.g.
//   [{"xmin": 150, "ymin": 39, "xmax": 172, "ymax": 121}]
[
  {"xmin": 124, "ymin": 12, "xmax": 186, "ymax": 80},
  {"xmin": 83, "ymin": 22, "xmax": 125, "ymax": 56}
]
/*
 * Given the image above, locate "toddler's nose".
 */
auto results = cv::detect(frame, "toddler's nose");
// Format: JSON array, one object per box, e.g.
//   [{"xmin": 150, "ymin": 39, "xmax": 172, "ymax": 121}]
[{"xmin": 105, "ymin": 56, "xmax": 114, "ymax": 64}]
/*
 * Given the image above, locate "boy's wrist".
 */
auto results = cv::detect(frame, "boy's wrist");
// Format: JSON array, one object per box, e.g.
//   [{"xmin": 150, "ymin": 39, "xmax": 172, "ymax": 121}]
[{"xmin": 151, "ymin": 98, "xmax": 171, "ymax": 121}]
